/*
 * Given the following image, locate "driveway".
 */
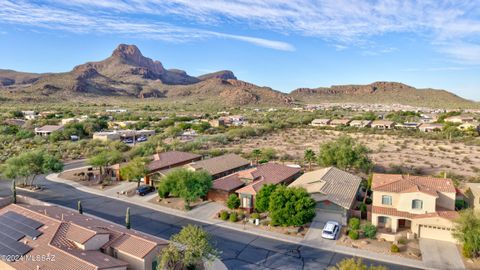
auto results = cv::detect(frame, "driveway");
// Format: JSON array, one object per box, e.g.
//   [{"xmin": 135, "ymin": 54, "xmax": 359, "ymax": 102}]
[
  {"xmin": 303, "ymin": 210, "xmax": 344, "ymax": 245},
  {"xmin": 419, "ymin": 238, "xmax": 465, "ymax": 270}
]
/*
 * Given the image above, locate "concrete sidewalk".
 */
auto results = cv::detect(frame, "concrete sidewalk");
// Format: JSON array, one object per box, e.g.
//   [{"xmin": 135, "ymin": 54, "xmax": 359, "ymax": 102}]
[{"xmin": 46, "ymin": 171, "xmax": 438, "ymax": 270}]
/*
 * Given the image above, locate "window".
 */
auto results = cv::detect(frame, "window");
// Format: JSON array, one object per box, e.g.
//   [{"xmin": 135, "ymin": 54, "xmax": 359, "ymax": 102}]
[
  {"xmin": 378, "ymin": 216, "xmax": 389, "ymax": 224},
  {"xmin": 381, "ymin": 195, "xmax": 392, "ymax": 205},
  {"xmin": 412, "ymin": 199, "xmax": 423, "ymax": 209}
]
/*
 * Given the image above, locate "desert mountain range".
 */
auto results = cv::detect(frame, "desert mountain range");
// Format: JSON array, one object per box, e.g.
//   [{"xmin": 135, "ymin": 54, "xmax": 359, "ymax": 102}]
[{"xmin": 0, "ymin": 44, "xmax": 476, "ymax": 108}]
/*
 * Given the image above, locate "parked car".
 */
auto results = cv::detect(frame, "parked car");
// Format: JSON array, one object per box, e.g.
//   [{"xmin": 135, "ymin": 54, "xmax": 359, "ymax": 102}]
[
  {"xmin": 137, "ymin": 136, "xmax": 147, "ymax": 142},
  {"xmin": 123, "ymin": 138, "xmax": 134, "ymax": 144},
  {"xmin": 321, "ymin": 221, "xmax": 340, "ymax": 240},
  {"xmin": 136, "ymin": 185, "xmax": 155, "ymax": 196}
]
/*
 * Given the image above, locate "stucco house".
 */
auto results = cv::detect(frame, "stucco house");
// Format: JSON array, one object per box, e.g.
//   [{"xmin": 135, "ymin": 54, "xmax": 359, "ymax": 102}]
[
  {"xmin": 371, "ymin": 173, "xmax": 458, "ymax": 243},
  {"xmin": 235, "ymin": 163, "xmax": 302, "ymax": 212},
  {"xmin": 349, "ymin": 120, "xmax": 372, "ymax": 128},
  {"xmin": 186, "ymin": 153, "xmax": 251, "ymax": 180},
  {"xmin": 329, "ymin": 119, "xmax": 352, "ymax": 127},
  {"xmin": 371, "ymin": 120, "xmax": 396, "ymax": 129},
  {"xmin": 419, "ymin": 123, "xmax": 444, "ymax": 132},
  {"xmin": 311, "ymin": 118, "xmax": 331, "ymax": 127},
  {"xmin": 34, "ymin": 125, "xmax": 64, "ymax": 136},
  {"xmin": 288, "ymin": 167, "xmax": 362, "ymax": 225},
  {"xmin": 444, "ymin": 115, "xmax": 475, "ymax": 124}
]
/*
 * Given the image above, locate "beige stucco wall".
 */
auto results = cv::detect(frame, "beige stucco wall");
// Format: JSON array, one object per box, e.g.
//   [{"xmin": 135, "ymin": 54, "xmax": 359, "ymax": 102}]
[
  {"xmin": 373, "ymin": 190, "xmax": 455, "ymax": 213},
  {"xmin": 396, "ymin": 192, "xmax": 436, "ymax": 213},
  {"xmin": 82, "ymin": 234, "xmax": 110, "ymax": 251},
  {"xmin": 114, "ymin": 246, "xmax": 162, "ymax": 270},
  {"xmin": 436, "ymin": 191, "xmax": 456, "ymax": 210}
]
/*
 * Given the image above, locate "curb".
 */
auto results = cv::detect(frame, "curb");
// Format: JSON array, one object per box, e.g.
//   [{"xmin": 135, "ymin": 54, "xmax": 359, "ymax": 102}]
[{"xmin": 45, "ymin": 172, "xmax": 430, "ymax": 270}]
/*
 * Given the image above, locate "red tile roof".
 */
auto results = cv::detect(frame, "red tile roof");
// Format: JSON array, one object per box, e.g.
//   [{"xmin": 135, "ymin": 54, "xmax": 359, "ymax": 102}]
[
  {"xmin": 372, "ymin": 206, "xmax": 459, "ymax": 220},
  {"xmin": 236, "ymin": 163, "xmax": 301, "ymax": 195},
  {"xmin": 148, "ymin": 151, "xmax": 202, "ymax": 171},
  {"xmin": 372, "ymin": 173, "xmax": 455, "ymax": 196},
  {"xmin": 0, "ymin": 203, "xmax": 168, "ymax": 270}
]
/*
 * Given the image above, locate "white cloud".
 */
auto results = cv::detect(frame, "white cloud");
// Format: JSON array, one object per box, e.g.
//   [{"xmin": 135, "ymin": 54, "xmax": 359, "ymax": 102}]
[
  {"xmin": 0, "ymin": 0, "xmax": 294, "ymax": 51},
  {"xmin": 2, "ymin": 0, "xmax": 480, "ymax": 62}
]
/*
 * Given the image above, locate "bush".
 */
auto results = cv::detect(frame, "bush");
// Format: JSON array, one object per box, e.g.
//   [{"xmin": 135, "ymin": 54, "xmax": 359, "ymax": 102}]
[
  {"xmin": 359, "ymin": 203, "xmax": 367, "ymax": 213},
  {"xmin": 250, "ymin": 213, "xmax": 260, "ymax": 220},
  {"xmin": 463, "ymin": 242, "xmax": 474, "ymax": 258},
  {"xmin": 229, "ymin": 212, "xmax": 238, "ymax": 222},
  {"xmin": 268, "ymin": 186, "xmax": 316, "ymax": 227},
  {"xmin": 348, "ymin": 230, "xmax": 359, "ymax": 240},
  {"xmin": 362, "ymin": 223, "xmax": 377, "ymax": 239},
  {"xmin": 365, "ymin": 198, "xmax": 372, "ymax": 205},
  {"xmin": 349, "ymin": 218, "xmax": 360, "ymax": 230},
  {"xmin": 220, "ymin": 210, "xmax": 229, "ymax": 221},
  {"xmin": 390, "ymin": 244, "xmax": 399, "ymax": 253},
  {"xmin": 237, "ymin": 210, "xmax": 245, "ymax": 220},
  {"xmin": 398, "ymin": 238, "xmax": 407, "ymax": 245},
  {"xmin": 226, "ymin": 194, "xmax": 241, "ymax": 209}
]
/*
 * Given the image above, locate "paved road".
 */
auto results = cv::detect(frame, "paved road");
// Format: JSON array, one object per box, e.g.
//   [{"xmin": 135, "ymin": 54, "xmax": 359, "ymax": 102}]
[{"xmin": 0, "ymin": 173, "xmax": 422, "ymax": 270}]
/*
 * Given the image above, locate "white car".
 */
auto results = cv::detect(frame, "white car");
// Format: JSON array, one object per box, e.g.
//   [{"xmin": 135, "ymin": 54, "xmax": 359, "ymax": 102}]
[{"xmin": 321, "ymin": 221, "xmax": 340, "ymax": 240}]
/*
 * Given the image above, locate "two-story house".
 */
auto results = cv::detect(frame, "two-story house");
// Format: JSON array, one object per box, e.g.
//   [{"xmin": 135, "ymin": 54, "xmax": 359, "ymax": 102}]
[{"xmin": 371, "ymin": 174, "xmax": 458, "ymax": 243}]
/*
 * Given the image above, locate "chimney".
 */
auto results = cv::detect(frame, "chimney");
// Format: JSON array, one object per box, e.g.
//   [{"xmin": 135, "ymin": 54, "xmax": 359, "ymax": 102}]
[{"xmin": 153, "ymin": 153, "xmax": 160, "ymax": 161}]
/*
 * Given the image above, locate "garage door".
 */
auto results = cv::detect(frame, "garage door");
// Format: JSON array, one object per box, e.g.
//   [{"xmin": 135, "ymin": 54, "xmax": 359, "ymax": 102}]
[{"xmin": 419, "ymin": 225, "xmax": 456, "ymax": 243}]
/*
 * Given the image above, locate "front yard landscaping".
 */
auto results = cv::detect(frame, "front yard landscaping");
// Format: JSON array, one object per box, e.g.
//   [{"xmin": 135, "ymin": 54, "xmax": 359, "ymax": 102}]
[{"xmin": 58, "ymin": 167, "xmax": 120, "ymax": 190}]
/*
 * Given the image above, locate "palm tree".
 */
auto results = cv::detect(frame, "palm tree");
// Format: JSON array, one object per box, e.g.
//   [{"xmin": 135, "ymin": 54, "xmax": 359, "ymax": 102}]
[{"xmin": 304, "ymin": 149, "xmax": 316, "ymax": 171}]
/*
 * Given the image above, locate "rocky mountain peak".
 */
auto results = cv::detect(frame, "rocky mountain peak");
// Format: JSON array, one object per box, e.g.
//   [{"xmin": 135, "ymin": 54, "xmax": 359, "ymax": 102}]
[{"xmin": 198, "ymin": 70, "xmax": 237, "ymax": 81}]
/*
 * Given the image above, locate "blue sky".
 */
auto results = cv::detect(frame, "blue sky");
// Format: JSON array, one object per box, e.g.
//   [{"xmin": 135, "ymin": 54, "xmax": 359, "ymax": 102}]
[{"xmin": 0, "ymin": 1, "xmax": 479, "ymax": 101}]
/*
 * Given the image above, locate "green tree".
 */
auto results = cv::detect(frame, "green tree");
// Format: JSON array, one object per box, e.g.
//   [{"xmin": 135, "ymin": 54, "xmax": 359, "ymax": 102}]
[
  {"xmin": 453, "ymin": 209, "xmax": 480, "ymax": 258},
  {"xmin": 269, "ymin": 186, "xmax": 316, "ymax": 227},
  {"xmin": 252, "ymin": 149, "xmax": 262, "ymax": 164},
  {"xmin": 159, "ymin": 225, "xmax": 218, "ymax": 270},
  {"xmin": 120, "ymin": 157, "xmax": 149, "ymax": 187},
  {"xmin": 158, "ymin": 169, "xmax": 212, "ymax": 210},
  {"xmin": 304, "ymin": 149, "xmax": 316, "ymax": 171},
  {"xmin": 226, "ymin": 194, "xmax": 241, "ymax": 209},
  {"xmin": 318, "ymin": 136, "xmax": 373, "ymax": 173},
  {"xmin": 88, "ymin": 150, "xmax": 122, "ymax": 181},
  {"xmin": 2, "ymin": 150, "xmax": 63, "ymax": 187},
  {"xmin": 329, "ymin": 258, "xmax": 387, "ymax": 270},
  {"xmin": 255, "ymin": 184, "xmax": 277, "ymax": 213}
]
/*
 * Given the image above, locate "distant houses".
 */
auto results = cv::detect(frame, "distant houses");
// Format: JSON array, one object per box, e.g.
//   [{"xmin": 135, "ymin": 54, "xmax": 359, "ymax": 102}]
[{"xmin": 309, "ymin": 115, "xmax": 479, "ymax": 133}]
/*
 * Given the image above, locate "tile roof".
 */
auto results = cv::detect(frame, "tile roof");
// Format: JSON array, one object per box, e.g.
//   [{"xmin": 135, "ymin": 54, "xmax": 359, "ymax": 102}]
[
  {"xmin": 0, "ymin": 203, "xmax": 168, "ymax": 270},
  {"xmin": 189, "ymin": 154, "xmax": 251, "ymax": 176},
  {"xmin": 372, "ymin": 206, "xmax": 459, "ymax": 220},
  {"xmin": 211, "ymin": 169, "xmax": 257, "ymax": 192},
  {"xmin": 289, "ymin": 167, "xmax": 362, "ymax": 209},
  {"xmin": 372, "ymin": 173, "xmax": 455, "ymax": 196},
  {"xmin": 236, "ymin": 163, "xmax": 301, "ymax": 195},
  {"xmin": 148, "ymin": 151, "xmax": 202, "ymax": 171},
  {"xmin": 371, "ymin": 120, "xmax": 395, "ymax": 126}
]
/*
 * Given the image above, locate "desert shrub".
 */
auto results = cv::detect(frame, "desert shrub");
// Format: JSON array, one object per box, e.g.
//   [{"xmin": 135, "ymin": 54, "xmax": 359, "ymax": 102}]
[
  {"xmin": 229, "ymin": 211, "xmax": 238, "ymax": 222},
  {"xmin": 390, "ymin": 244, "xmax": 399, "ymax": 253},
  {"xmin": 348, "ymin": 230, "xmax": 359, "ymax": 240},
  {"xmin": 349, "ymin": 218, "xmax": 360, "ymax": 230},
  {"xmin": 250, "ymin": 213, "xmax": 260, "ymax": 220},
  {"xmin": 220, "ymin": 210, "xmax": 229, "ymax": 221},
  {"xmin": 362, "ymin": 223, "xmax": 377, "ymax": 239},
  {"xmin": 226, "ymin": 194, "xmax": 241, "ymax": 209},
  {"xmin": 398, "ymin": 238, "xmax": 407, "ymax": 245}
]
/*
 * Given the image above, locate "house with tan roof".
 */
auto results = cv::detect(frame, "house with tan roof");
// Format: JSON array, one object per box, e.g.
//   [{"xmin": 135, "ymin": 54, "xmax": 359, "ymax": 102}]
[
  {"xmin": 234, "ymin": 163, "xmax": 302, "ymax": 211},
  {"xmin": 371, "ymin": 173, "xmax": 458, "ymax": 243},
  {"xmin": 185, "ymin": 153, "xmax": 251, "ymax": 179},
  {"xmin": 289, "ymin": 167, "xmax": 362, "ymax": 225},
  {"xmin": 419, "ymin": 123, "xmax": 444, "ymax": 132},
  {"xmin": 311, "ymin": 118, "xmax": 331, "ymax": 127},
  {"xmin": 445, "ymin": 115, "xmax": 475, "ymax": 124},
  {"xmin": 371, "ymin": 120, "xmax": 395, "ymax": 129},
  {"xmin": 34, "ymin": 125, "xmax": 64, "ymax": 136},
  {"xmin": 349, "ymin": 120, "xmax": 372, "ymax": 128},
  {"xmin": 0, "ymin": 199, "xmax": 168, "ymax": 270},
  {"xmin": 111, "ymin": 151, "xmax": 202, "ymax": 185},
  {"xmin": 329, "ymin": 119, "xmax": 352, "ymax": 127}
]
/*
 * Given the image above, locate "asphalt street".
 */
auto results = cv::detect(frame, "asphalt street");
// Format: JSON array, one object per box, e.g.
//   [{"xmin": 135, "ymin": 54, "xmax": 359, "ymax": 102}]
[{"xmin": 0, "ymin": 162, "xmax": 422, "ymax": 270}]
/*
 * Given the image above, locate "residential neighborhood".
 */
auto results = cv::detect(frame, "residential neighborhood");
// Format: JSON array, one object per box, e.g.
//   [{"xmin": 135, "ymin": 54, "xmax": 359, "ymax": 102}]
[{"xmin": 2, "ymin": 3, "xmax": 480, "ymax": 269}]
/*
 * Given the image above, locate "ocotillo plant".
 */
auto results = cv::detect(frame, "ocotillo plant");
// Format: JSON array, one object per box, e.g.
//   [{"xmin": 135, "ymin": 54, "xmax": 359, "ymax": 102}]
[
  {"xmin": 11, "ymin": 180, "xmax": 16, "ymax": 204},
  {"xmin": 77, "ymin": 201, "xmax": 83, "ymax": 214},
  {"xmin": 125, "ymin": 207, "xmax": 131, "ymax": 229}
]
